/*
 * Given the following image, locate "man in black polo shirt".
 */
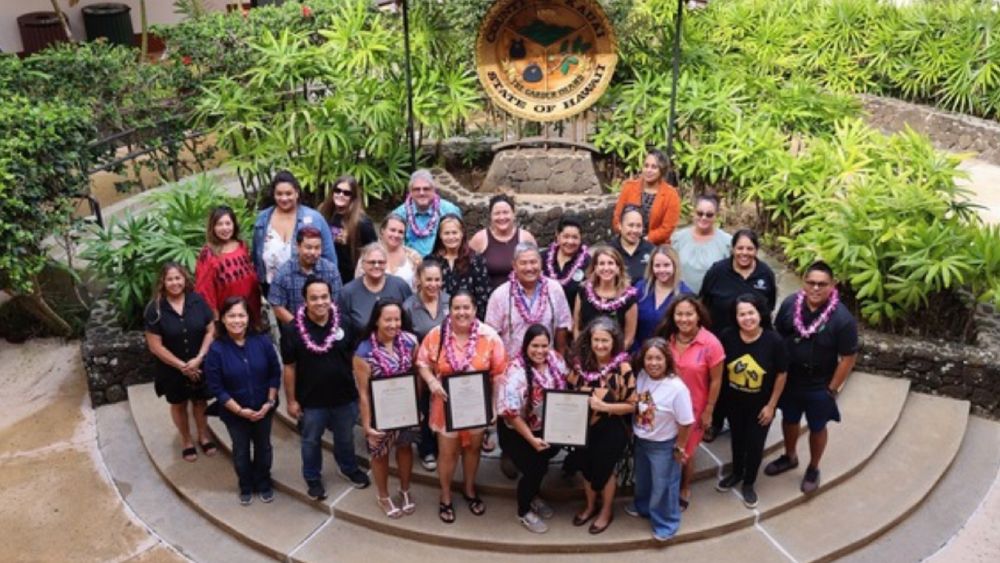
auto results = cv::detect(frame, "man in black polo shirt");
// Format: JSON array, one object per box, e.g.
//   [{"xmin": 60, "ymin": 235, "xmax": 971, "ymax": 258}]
[
  {"xmin": 282, "ymin": 277, "xmax": 370, "ymax": 500},
  {"xmin": 764, "ymin": 261, "xmax": 858, "ymax": 493}
]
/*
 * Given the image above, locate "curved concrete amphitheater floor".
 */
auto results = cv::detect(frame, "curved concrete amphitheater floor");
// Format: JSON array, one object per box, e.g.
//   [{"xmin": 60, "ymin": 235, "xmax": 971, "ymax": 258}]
[{"xmin": 1, "ymin": 337, "xmax": 998, "ymax": 563}]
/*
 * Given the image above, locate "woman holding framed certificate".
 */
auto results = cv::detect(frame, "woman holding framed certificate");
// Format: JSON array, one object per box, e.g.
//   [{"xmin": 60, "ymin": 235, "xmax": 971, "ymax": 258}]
[
  {"xmin": 354, "ymin": 300, "xmax": 422, "ymax": 519},
  {"xmin": 417, "ymin": 290, "xmax": 507, "ymax": 524},
  {"xmin": 566, "ymin": 317, "xmax": 637, "ymax": 535},
  {"xmin": 495, "ymin": 324, "xmax": 570, "ymax": 533}
]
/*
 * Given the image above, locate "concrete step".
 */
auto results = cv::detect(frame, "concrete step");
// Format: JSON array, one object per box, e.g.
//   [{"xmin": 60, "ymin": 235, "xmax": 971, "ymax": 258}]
[
  {"xmin": 95, "ymin": 402, "xmax": 273, "ymax": 563},
  {"xmin": 830, "ymin": 415, "xmax": 997, "ymax": 563},
  {"xmin": 760, "ymin": 393, "xmax": 970, "ymax": 562},
  {"xmin": 329, "ymin": 372, "xmax": 910, "ymax": 553},
  {"xmin": 128, "ymin": 384, "xmax": 329, "ymax": 560},
  {"xmin": 272, "ymin": 390, "xmax": 808, "ymax": 499}
]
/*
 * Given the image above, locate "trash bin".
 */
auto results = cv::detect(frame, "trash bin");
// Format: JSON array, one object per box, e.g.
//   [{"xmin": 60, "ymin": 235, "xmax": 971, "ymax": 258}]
[
  {"xmin": 82, "ymin": 3, "xmax": 134, "ymax": 47},
  {"xmin": 17, "ymin": 12, "xmax": 69, "ymax": 55}
]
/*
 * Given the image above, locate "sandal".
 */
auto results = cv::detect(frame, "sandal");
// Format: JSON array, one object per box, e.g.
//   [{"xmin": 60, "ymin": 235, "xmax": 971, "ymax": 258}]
[
  {"xmin": 679, "ymin": 496, "xmax": 690, "ymax": 512},
  {"xmin": 376, "ymin": 496, "xmax": 402, "ymax": 519},
  {"xmin": 181, "ymin": 447, "xmax": 198, "ymax": 462},
  {"xmin": 438, "ymin": 501, "xmax": 455, "ymax": 524},
  {"xmin": 199, "ymin": 441, "xmax": 218, "ymax": 456},
  {"xmin": 462, "ymin": 492, "xmax": 486, "ymax": 516},
  {"xmin": 399, "ymin": 489, "xmax": 416, "ymax": 515}
]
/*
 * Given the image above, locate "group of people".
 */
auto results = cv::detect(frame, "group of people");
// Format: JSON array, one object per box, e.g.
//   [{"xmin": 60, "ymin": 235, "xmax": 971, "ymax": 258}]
[{"xmin": 142, "ymin": 150, "xmax": 858, "ymax": 542}]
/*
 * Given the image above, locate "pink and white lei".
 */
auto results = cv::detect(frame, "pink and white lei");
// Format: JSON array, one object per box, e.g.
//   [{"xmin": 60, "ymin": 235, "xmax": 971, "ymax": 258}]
[
  {"xmin": 509, "ymin": 271, "xmax": 550, "ymax": 324},
  {"xmin": 575, "ymin": 352, "xmax": 630, "ymax": 384},
  {"xmin": 583, "ymin": 281, "xmax": 638, "ymax": 312},
  {"xmin": 404, "ymin": 194, "xmax": 441, "ymax": 238},
  {"xmin": 525, "ymin": 351, "xmax": 567, "ymax": 391},
  {"xmin": 295, "ymin": 303, "xmax": 342, "ymax": 354},
  {"xmin": 369, "ymin": 332, "xmax": 414, "ymax": 376},
  {"xmin": 544, "ymin": 242, "xmax": 588, "ymax": 286},
  {"xmin": 443, "ymin": 316, "xmax": 480, "ymax": 372},
  {"xmin": 793, "ymin": 288, "xmax": 840, "ymax": 339}
]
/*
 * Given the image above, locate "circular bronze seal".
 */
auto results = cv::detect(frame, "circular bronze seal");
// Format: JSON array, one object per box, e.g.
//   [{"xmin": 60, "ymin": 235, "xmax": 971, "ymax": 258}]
[{"xmin": 476, "ymin": 0, "xmax": 618, "ymax": 122}]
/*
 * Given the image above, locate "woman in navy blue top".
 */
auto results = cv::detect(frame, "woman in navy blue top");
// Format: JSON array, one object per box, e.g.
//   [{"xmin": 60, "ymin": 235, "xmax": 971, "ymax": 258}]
[
  {"xmin": 632, "ymin": 245, "xmax": 692, "ymax": 353},
  {"xmin": 205, "ymin": 296, "xmax": 281, "ymax": 506}
]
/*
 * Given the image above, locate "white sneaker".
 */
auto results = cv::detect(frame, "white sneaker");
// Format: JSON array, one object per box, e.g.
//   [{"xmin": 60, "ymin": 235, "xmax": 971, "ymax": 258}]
[
  {"xmin": 530, "ymin": 497, "xmax": 554, "ymax": 519},
  {"xmin": 421, "ymin": 454, "xmax": 437, "ymax": 471},
  {"xmin": 519, "ymin": 511, "xmax": 549, "ymax": 534}
]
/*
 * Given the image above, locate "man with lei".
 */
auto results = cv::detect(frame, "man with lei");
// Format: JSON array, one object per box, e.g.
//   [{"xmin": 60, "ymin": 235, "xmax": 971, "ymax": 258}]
[
  {"xmin": 391, "ymin": 169, "xmax": 462, "ymax": 257},
  {"xmin": 485, "ymin": 242, "xmax": 573, "ymax": 358},
  {"xmin": 764, "ymin": 261, "xmax": 858, "ymax": 494},
  {"xmin": 281, "ymin": 277, "xmax": 370, "ymax": 501}
]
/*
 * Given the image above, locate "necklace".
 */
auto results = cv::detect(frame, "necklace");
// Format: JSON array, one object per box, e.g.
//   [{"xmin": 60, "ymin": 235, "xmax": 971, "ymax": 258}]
[
  {"xmin": 370, "ymin": 332, "xmax": 413, "ymax": 376},
  {"xmin": 509, "ymin": 271, "xmax": 549, "ymax": 324},
  {"xmin": 404, "ymin": 194, "xmax": 441, "ymax": 238},
  {"xmin": 525, "ymin": 352, "xmax": 566, "ymax": 390},
  {"xmin": 544, "ymin": 242, "xmax": 588, "ymax": 285},
  {"xmin": 674, "ymin": 332, "xmax": 696, "ymax": 345},
  {"xmin": 583, "ymin": 281, "xmax": 637, "ymax": 312},
  {"xmin": 443, "ymin": 316, "xmax": 479, "ymax": 372},
  {"xmin": 575, "ymin": 352, "xmax": 630, "ymax": 384},
  {"xmin": 295, "ymin": 304, "xmax": 344, "ymax": 354},
  {"xmin": 794, "ymin": 288, "xmax": 840, "ymax": 339}
]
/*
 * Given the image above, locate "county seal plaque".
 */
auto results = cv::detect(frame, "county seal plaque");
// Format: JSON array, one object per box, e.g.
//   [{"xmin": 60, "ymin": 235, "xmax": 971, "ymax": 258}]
[{"xmin": 476, "ymin": 0, "xmax": 618, "ymax": 122}]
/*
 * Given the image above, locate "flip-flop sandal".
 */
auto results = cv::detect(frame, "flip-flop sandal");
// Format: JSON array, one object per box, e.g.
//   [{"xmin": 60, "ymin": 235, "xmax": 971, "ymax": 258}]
[
  {"xmin": 438, "ymin": 502, "xmax": 455, "ymax": 524},
  {"xmin": 182, "ymin": 447, "xmax": 198, "ymax": 462},
  {"xmin": 462, "ymin": 492, "xmax": 486, "ymax": 516},
  {"xmin": 679, "ymin": 496, "xmax": 690, "ymax": 512},
  {"xmin": 199, "ymin": 441, "xmax": 218, "ymax": 456}
]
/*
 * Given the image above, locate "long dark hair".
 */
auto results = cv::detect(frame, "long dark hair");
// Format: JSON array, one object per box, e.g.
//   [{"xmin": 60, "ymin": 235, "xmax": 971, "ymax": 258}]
[
  {"xmin": 633, "ymin": 337, "xmax": 675, "ymax": 378},
  {"xmin": 572, "ymin": 316, "xmax": 625, "ymax": 373},
  {"xmin": 432, "ymin": 213, "xmax": 474, "ymax": 275},
  {"xmin": 656, "ymin": 294, "xmax": 711, "ymax": 338},
  {"xmin": 147, "ymin": 262, "xmax": 194, "ymax": 324},
  {"xmin": 319, "ymin": 174, "xmax": 367, "ymax": 266},
  {"xmin": 205, "ymin": 205, "xmax": 242, "ymax": 254},
  {"xmin": 520, "ymin": 323, "xmax": 552, "ymax": 399}
]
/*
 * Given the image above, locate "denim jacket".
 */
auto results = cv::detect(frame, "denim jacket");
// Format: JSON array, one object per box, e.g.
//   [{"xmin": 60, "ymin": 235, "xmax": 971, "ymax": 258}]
[{"xmin": 251, "ymin": 204, "xmax": 337, "ymax": 283}]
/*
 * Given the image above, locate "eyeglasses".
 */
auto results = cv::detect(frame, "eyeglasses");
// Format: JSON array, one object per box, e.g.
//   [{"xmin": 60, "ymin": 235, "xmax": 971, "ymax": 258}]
[
  {"xmin": 696, "ymin": 211, "xmax": 716, "ymax": 218},
  {"xmin": 365, "ymin": 260, "xmax": 387, "ymax": 266},
  {"xmin": 332, "ymin": 188, "xmax": 353, "ymax": 197},
  {"xmin": 805, "ymin": 281, "xmax": 831, "ymax": 288},
  {"xmin": 411, "ymin": 185, "xmax": 434, "ymax": 193}
]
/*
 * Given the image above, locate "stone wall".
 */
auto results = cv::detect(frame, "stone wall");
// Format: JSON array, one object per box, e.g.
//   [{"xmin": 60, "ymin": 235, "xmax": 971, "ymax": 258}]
[
  {"xmin": 480, "ymin": 148, "xmax": 602, "ymax": 195},
  {"xmin": 82, "ymin": 299, "xmax": 154, "ymax": 407},
  {"xmin": 432, "ymin": 167, "xmax": 618, "ymax": 247},
  {"xmin": 861, "ymin": 94, "xmax": 1000, "ymax": 164},
  {"xmin": 857, "ymin": 329, "xmax": 1000, "ymax": 418}
]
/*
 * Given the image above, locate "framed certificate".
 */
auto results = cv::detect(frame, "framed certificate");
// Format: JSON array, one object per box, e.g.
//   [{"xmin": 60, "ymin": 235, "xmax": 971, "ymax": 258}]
[
  {"xmin": 542, "ymin": 390, "xmax": 591, "ymax": 447},
  {"xmin": 443, "ymin": 371, "xmax": 492, "ymax": 432},
  {"xmin": 369, "ymin": 372, "xmax": 420, "ymax": 431}
]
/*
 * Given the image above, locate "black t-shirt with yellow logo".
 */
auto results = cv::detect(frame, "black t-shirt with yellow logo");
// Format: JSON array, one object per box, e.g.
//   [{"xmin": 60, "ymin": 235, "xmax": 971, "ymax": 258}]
[{"xmin": 719, "ymin": 328, "xmax": 788, "ymax": 407}]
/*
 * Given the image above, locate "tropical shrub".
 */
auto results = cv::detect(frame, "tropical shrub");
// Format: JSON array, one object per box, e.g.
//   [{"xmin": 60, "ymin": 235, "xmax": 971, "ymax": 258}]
[{"xmin": 81, "ymin": 175, "xmax": 254, "ymax": 327}]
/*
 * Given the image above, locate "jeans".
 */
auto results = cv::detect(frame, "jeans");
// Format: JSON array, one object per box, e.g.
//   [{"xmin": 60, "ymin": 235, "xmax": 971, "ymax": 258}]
[
  {"xmin": 300, "ymin": 401, "xmax": 360, "ymax": 482},
  {"xmin": 223, "ymin": 413, "xmax": 273, "ymax": 495},
  {"xmin": 728, "ymin": 401, "xmax": 771, "ymax": 486},
  {"xmin": 498, "ymin": 423, "xmax": 558, "ymax": 516},
  {"xmin": 632, "ymin": 437, "xmax": 682, "ymax": 539}
]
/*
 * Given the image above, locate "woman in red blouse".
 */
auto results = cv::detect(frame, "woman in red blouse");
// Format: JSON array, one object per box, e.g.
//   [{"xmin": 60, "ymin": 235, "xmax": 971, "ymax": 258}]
[{"xmin": 195, "ymin": 206, "xmax": 262, "ymax": 326}]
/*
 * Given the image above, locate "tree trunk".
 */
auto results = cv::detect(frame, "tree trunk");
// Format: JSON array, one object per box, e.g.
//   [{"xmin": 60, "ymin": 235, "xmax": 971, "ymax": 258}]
[
  {"xmin": 20, "ymin": 285, "xmax": 73, "ymax": 337},
  {"xmin": 49, "ymin": 0, "xmax": 75, "ymax": 43},
  {"xmin": 140, "ymin": 0, "xmax": 149, "ymax": 60}
]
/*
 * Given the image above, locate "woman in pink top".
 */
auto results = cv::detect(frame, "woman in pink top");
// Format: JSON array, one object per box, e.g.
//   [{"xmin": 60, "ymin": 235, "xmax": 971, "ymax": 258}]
[{"xmin": 656, "ymin": 294, "xmax": 724, "ymax": 509}]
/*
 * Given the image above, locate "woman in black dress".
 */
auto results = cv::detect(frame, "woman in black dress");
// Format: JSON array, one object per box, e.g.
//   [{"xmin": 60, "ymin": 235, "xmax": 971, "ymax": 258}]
[
  {"xmin": 540, "ymin": 215, "xmax": 591, "ymax": 312},
  {"xmin": 573, "ymin": 245, "xmax": 638, "ymax": 350},
  {"xmin": 144, "ymin": 262, "xmax": 217, "ymax": 462},
  {"xmin": 431, "ymin": 213, "xmax": 491, "ymax": 319}
]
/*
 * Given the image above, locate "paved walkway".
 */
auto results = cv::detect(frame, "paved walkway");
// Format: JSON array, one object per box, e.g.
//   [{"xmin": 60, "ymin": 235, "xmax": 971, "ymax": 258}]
[
  {"xmin": 0, "ymin": 338, "xmax": 186, "ymax": 563},
  {"xmin": 958, "ymin": 158, "xmax": 1000, "ymax": 226}
]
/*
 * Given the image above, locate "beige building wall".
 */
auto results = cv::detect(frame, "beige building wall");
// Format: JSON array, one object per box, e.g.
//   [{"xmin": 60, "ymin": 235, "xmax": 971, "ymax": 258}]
[{"xmin": 0, "ymin": 0, "xmax": 229, "ymax": 54}]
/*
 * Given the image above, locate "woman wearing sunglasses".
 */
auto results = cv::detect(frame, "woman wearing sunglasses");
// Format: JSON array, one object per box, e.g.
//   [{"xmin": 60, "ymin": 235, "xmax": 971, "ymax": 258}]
[{"xmin": 670, "ymin": 192, "xmax": 731, "ymax": 294}]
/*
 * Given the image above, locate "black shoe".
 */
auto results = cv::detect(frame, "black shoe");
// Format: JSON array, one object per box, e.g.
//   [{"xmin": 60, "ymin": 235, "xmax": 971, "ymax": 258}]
[
  {"xmin": 258, "ymin": 489, "xmax": 275, "ymax": 503},
  {"xmin": 715, "ymin": 473, "xmax": 741, "ymax": 492},
  {"xmin": 339, "ymin": 468, "xmax": 371, "ymax": 489},
  {"xmin": 239, "ymin": 492, "xmax": 253, "ymax": 506},
  {"xmin": 306, "ymin": 480, "xmax": 327, "ymax": 500},
  {"xmin": 703, "ymin": 425, "xmax": 720, "ymax": 443},
  {"xmin": 764, "ymin": 454, "xmax": 799, "ymax": 476},
  {"xmin": 801, "ymin": 467, "xmax": 821, "ymax": 494},
  {"xmin": 741, "ymin": 484, "xmax": 758, "ymax": 508}
]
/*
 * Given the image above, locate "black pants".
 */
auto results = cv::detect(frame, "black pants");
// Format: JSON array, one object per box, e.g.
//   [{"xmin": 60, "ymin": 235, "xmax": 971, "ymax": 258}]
[
  {"xmin": 417, "ymin": 387, "xmax": 437, "ymax": 458},
  {"xmin": 498, "ymin": 423, "xmax": 558, "ymax": 516},
  {"xmin": 727, "ymin": 400, "xmax": 770, "ymax": 486},
  {"xmin": 223, "ymin": 413, "xmax": 274, "ymax": 495},
  {"xmin": 712, "ymin": 383, "xmax": 730, "ymax": 432}
]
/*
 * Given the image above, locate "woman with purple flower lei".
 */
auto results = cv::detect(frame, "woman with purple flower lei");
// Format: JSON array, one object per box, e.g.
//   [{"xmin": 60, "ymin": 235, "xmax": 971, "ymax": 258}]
[
  {"xmin": 540, "ymin": 216, "xmax": 591, "ymax": 311},
  {"xmin": 495, "ymin": 324, "xmax": 570, "ymax": 533},
  {"xmin": 354, "ymin": 300, "xmax": 421, "ymax": 519},
  {"xmin": 573, "ymin": 245, "xmax": 639, "ymax": 350},
  {"xmin": 566, "ymin": 317, "xmax": 637, "ymax": 535}
]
